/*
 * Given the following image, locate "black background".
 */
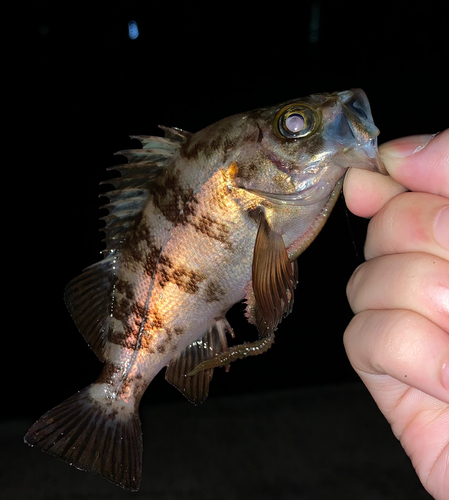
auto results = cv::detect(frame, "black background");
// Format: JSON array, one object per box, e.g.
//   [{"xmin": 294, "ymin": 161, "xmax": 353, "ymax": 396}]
[{"xmin": 14, "ymin": 1, "xmax": 448, "ymax": 421}]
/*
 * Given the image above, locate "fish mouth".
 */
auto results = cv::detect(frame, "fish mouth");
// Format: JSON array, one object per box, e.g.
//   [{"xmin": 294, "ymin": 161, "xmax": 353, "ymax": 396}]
[
  {"xmin": 362, "ymin": 137, "xmax": 386, "ymax": 174},
  {"xmin": 329, "ymin": 89, "xmax": 386, "ymax": 174}
]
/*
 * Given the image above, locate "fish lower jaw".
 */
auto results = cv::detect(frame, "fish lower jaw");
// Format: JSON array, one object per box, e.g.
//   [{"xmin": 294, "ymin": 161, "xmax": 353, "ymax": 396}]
[{"xmin": 89, "ymin": 383, "xmax": 137, "ymax": 417}]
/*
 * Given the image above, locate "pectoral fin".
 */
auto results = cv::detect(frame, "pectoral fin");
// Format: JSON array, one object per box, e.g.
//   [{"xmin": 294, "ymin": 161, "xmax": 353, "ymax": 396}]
[
  {"xmin": 186, "ymin": 215, "xmax": 299, "ymax": 378},
  {"xmin": 252, "ymin": 214, "xmax": 298, "ymax": 335}
]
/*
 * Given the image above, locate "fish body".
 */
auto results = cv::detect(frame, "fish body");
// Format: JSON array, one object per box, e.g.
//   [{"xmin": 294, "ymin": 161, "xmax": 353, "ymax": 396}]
[{"xmin": 25, "ymin": 89, "xmax": 384, "ymax": 490}]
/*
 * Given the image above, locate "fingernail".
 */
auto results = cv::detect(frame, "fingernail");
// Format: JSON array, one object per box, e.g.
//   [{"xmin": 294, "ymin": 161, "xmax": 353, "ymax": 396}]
[
  {"xmin": 411, "ymin": 133, "xmax": 440, "ymax": 154},
  {"xmin": 443, "ymin": 362, "xmax": 449, "ymax": 392},
  {"xmin": 382, "ymin": 133, "xmax": 439, "ymax": 159},
  {"xmin": 434, "ymin": 206, "xmax": 449, "ymax": 251}
]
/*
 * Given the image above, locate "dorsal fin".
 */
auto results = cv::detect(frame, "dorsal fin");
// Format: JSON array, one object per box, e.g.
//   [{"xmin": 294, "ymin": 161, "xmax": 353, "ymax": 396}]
[
  {"xmin": 64, "ymin": 257, "xmax": 116, "ymax": 361},
  {"xmin": 65, "ymin": 129, "xmax": 191, "ymax": 360},
  {"xmin": 157, "ymin": 125, "xmax": 192, "ymax": 143},
  {"xmin": 100, "ymin": 132, "xmax": 186, "ymax": 258}
]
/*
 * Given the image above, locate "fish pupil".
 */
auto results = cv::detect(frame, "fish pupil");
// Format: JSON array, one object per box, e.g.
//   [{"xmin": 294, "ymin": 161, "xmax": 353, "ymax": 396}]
[{"xmin": 285, "ymin": 113, "xmax": 305, "ymax": 133}]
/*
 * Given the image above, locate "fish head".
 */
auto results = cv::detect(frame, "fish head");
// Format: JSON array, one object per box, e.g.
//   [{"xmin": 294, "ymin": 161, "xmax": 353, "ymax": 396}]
[{"xmin": 234, "ymin": 88, "xmax": 385, "ymax": 206}]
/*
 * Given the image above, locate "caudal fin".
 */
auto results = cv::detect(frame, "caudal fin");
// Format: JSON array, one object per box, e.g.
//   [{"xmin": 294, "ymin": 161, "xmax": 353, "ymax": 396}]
[{"xmin": 24, "ymin": 385, "xmax": 143, "ymax": 491}]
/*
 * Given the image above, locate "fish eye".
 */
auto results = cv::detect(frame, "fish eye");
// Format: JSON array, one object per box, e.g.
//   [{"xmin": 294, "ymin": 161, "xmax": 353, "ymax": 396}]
[{"xmin": 274, "ymin": 104, "xmax": 318, "ymax": 139}]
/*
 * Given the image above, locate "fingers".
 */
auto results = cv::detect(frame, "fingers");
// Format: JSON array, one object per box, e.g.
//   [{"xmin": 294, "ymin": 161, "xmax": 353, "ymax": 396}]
[
  {"xmin": 343, "ymin": 128, "xmax": 449, "ymax": 218},
  {"xmin": 343, "ymin": 169, "xmax": 406, "ymax": 218},
  {"xmin": 343, "ymin": 130, "xmax": 449, "ymax": 500},
  {"xmin": 381, "ymin": 130, "xmax": 449, "ymax": 198},
  {"xmin": 343, "ymin": 309, "xmax": 449, "ymax": 406},
  {"xmin": 364, "ymin": 191, "xmax": 449, "ymax": 261},
  {"xmin": 347, "ymin": 252, "xmax": 449, "ymax": 333}
]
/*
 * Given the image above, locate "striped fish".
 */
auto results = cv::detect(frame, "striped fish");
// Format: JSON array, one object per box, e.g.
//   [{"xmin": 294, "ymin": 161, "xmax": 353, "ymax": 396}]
[{"xmin": 24, "ymin": 89, "xmax": 384, "ymax": 491}]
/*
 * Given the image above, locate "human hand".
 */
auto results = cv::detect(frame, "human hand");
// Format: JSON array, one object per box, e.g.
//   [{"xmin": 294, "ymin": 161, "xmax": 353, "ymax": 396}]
[{"xmin": 343, "ymin": 130, "xmax": 449, "ymax": 500}]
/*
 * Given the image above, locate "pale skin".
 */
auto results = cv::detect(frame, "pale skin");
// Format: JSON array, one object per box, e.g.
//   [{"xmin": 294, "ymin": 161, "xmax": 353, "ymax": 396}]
[{"xmin": 343, "ymin": 129, "xmax": 449, "ymax": 500}]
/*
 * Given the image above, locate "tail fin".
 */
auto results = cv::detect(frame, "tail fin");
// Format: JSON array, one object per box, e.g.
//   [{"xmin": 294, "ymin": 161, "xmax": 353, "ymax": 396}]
[{"xmin": 24, "ymin": 385, "xmax": 143, "ymax": 491}]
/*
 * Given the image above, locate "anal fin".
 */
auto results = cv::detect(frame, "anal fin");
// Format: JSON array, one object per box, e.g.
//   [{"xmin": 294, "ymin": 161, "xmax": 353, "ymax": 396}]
[{"xmin": 165, "ymin": 318, "xmax": 231, "ymax": 405}]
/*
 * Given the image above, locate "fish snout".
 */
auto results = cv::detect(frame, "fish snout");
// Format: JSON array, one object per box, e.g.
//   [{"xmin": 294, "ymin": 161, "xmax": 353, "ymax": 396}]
[
  {"xmin": 327, "ymin": 89, "xmax": 386, "ymax": 173},
  {"xmin": 338, "ymin": 88, "xmax": 379, "ymax": 140}
]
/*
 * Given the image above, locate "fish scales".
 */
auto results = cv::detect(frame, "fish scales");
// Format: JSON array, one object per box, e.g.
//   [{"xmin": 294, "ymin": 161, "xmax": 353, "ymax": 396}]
[
  {"xmin": 105, "ymin": 164, "xmax": 260, "ymax": 397},
  {"xmin": 25, "ymin": 89, "xmax": 385, "ymax": 491}
]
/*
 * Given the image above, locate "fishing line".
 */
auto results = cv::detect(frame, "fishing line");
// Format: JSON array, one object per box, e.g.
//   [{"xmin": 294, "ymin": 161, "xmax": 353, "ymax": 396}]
[{"xmin": 340, "ymin": 191, "xmax": 363, "ymax": 264}]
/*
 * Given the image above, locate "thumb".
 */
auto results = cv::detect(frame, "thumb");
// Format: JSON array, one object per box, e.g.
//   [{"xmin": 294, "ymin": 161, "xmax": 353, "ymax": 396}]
[{"xmin": 380, "ymin": 129, "xmax": 449, "ymax": 198}]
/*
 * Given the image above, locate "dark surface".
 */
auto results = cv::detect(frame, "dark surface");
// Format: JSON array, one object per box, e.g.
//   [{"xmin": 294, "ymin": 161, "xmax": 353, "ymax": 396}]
[{"xmin": 3, "ymin": 383, "xmax": 433, "ymax": 499}]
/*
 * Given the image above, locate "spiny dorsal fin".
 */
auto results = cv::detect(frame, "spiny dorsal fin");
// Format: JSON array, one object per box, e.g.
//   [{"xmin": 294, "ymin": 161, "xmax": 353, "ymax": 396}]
[
  {"xmin": 157, "ymin": 125, "xmax": 192, "ymax": 143},
  {"xmin": 165, "ymin": 318, "xmax": 231, "ymax": 405},
  {"xmin": 65, "ymin": 129, "xmax": 191, "ymax": 360},
  {"xmin": 100, "ymin": 132, "xmax": 186, "ymax": 258},
  {"xmin": 252, "ymin": 214, "xmax": 298, "ymax": 336}
]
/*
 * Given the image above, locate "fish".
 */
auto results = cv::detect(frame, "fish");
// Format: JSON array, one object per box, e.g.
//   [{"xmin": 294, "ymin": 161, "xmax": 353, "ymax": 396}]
[{"xmin": 24, "ymin": 88, "xmax": 385, "ymax": 491}]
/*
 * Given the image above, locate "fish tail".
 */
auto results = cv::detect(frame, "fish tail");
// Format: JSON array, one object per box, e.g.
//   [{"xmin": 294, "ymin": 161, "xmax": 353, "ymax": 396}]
[{"xmin": 23, "ymin": 384, "xmax": 143, "ymax": 491}]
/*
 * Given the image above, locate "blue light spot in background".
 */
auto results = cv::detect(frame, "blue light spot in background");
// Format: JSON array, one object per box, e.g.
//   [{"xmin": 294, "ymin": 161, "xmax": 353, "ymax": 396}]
[
  {"xmin": 38, "ymin": 24, "xmax": 49, "ymax": 36},
  {"xmin": 309, "ymin": 2, "xmax": 320, "ymax": 44},
  {"xmin": 128, "ymin": 20, "xmax": 139, "ymax": 40}
]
